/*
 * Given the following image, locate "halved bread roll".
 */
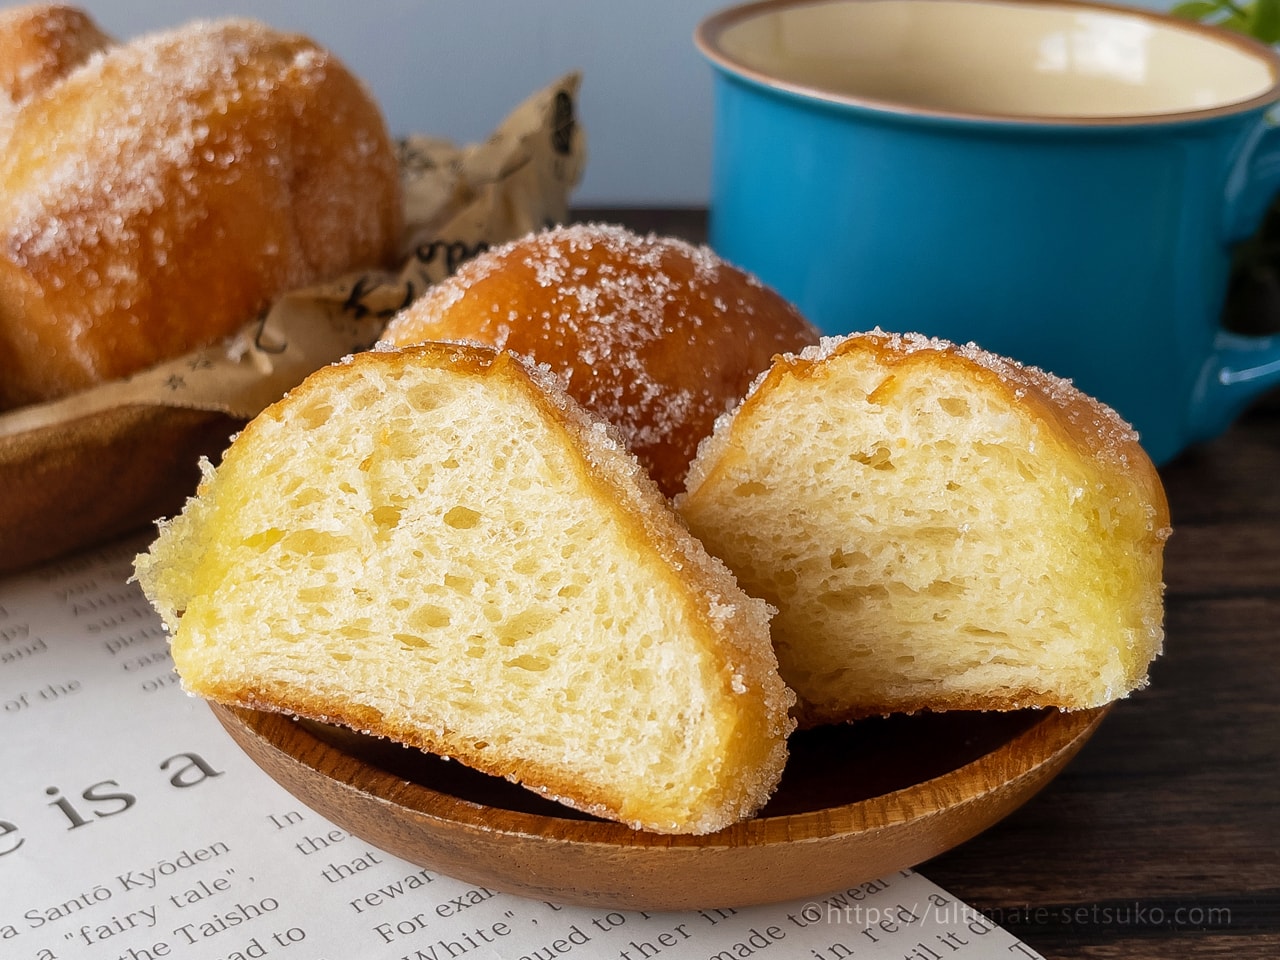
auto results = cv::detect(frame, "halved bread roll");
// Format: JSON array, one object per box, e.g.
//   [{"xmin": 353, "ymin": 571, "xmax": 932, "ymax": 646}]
[
  {"xmin": 676, "ymin": 331, "xmax": 1170, "ymax": 725},
  {"xmin": 134, "ymin": 342, "xmax": 794, "ymax": 834}
]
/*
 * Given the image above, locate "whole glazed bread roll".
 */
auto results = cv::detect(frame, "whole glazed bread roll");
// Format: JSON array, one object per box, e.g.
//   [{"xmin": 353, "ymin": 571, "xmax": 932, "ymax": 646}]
[
  {"xmin": 383, "ymin": 223, "xmax": 819, "ymax": 497},
  {"xmin": 0, "ymin": 4, "xmax": 111, "ymax": 109},
  {"xmin": 0, "ymin": 5, "xmax": 403, "ymax": 409}
]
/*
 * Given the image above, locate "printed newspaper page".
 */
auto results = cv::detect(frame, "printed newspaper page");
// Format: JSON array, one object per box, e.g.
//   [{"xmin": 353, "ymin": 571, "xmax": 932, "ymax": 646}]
[{"xmin": 1, "ymin": 536, "xmax": 1044, "ymax": 960}]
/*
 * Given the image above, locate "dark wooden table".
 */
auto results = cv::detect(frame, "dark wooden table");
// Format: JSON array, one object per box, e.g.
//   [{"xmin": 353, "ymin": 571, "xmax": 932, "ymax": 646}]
[{"xmin": 583, "ymin": 207, "xmax": 1280, "ymax": 959}]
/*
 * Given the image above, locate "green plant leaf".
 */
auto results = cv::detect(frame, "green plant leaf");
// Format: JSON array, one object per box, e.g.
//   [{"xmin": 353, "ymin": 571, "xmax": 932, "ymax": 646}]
[
  {"xmin": 1221, "ymin": 11, "xmax": 1255, "ymax": 33},
  {"xmin": 1170, "ymin": 0, "xmax": 1228, "ymax": 19},
  {"xmin": 1251, "ymin": 0, "xmax": 1280, "ymax": 41}
]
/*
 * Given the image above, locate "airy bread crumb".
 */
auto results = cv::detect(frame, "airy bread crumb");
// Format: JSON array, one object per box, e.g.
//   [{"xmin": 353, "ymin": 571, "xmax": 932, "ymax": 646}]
[
  {"xmin": 134, "ymin": 341, "xmax": 794, "ymax": 834},
  {"xmin": 677, "ymin": 330, "xmax": 1170, "ymax": 725}
]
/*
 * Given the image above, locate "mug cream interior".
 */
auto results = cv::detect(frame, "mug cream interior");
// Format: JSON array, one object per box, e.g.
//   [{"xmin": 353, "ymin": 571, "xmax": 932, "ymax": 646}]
[{"xmin": 706, "ymin": 0, "xmax": 1277, "ymax": 119}]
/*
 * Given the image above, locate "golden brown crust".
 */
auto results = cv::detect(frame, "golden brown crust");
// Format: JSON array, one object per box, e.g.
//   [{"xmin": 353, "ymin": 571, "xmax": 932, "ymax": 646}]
[
  {"xmin": 192, "ymin": 670, "xmax": 649, "ymax": 827},
  {"xmin": 720, "ymin": 330, "xmax": 1170, "ymax": 532},
  {"xmin": 0, "ymin": 14, "xmax": 402, "ymax": 409},
  {"xmin": 383, "ymin": 223, "xmax": 818, "ymax": 497},
  {"xmin": 799, "ymin": 691, "xmax": 1104, "ymax": 726},
  {"xmin": 0, "ymin": 4, "xmax": 112, "ymax": 108},
  {"xmin": 200, "ymin": 674, "xmax": 657, "ymax": 826}
]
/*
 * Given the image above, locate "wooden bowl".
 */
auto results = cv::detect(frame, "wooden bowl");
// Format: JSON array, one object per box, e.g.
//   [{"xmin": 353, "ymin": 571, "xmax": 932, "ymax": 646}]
[{"xmin": 211, "ymin": 702, "xmax": 1108, "ymax": 910}]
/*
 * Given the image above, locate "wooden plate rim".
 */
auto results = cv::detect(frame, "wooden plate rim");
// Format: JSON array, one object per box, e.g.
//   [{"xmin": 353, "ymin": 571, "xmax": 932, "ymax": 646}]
[{"xmin": 213, "ymin": 702, "xmax": 1110, "ymax": 848}]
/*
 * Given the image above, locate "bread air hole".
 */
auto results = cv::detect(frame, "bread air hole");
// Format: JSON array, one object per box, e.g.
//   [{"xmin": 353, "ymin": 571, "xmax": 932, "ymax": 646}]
[
  {"xmin": 443, "ymin": 505, "xmax": 482, "ymax": 529},
  {"xmin": 504, "ymin": 654, "xmax": 552, "ymax": 672},
  {"xmin": 290, "ymin": 487, "xmax": 326, "ymax": 508},
  {"xmin": 296, "ymin": 401, "xmax": 334, "ymax": 429},
  {"xmin": 281, "ymin": 529, "xmax": 351, "ymax": 556},
  {"xmin": 852, "ymin": 446, "xmax": 895, "ymax": 470},
  {"xmin": 369, "ymin": 504, "xmax": 402, "ymax": 535},
  {"xmin": 405, "ymin": 381, "xmax": 446, "ymax": 412},
  {"xmin": 297, "ymin": 586, "xmax": 338, "ymax": 604},
  {"xmin": 408, "ymin": 603, "xmax": 452, "ymax": 630},
  {"xmin": 497, "ymin": 607, "xmax": 558, "ymax": 646},
  {"xmin": 241, "ymin": 527, "xmax": 285, "ymax": 550},
  {"xmin": 394, "ymin": 633, "xmax": 430, "ymax": 649},
  {"xmin": 828, "ymin": 547, "xmax": 856, "ymax": 569}
]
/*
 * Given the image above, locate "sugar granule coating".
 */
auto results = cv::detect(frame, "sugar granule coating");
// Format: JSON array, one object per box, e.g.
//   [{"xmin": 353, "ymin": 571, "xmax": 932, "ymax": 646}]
[
  {"xmin": 0, "ymin": 13, "xmax": 402, "ymax": 408},
  {"xmin": 384, "ymin": 222, "xmax": 819, "ymax": 496}
]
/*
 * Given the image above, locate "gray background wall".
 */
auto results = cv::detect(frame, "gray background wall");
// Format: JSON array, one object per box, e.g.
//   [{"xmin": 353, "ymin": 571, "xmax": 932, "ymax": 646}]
[
  {"xmin": 71, "ymin": 0, "xmax": 1170, "ymax": 207},
  {"xmin": 71, "ymin": 1, "xmax": 730, "ymax": 206}
]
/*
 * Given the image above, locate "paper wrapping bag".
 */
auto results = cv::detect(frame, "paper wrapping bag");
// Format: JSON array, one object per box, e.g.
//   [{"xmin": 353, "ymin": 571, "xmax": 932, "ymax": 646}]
[{"xmin": 0, "ymin": 73, "xmax": 586, "ymax": 574}]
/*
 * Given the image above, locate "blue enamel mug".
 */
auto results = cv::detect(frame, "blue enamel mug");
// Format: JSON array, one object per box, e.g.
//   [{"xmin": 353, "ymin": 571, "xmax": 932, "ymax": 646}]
[{"xmin": 696, "ymin": 0, "xmax": 1280, "ymax": 464}]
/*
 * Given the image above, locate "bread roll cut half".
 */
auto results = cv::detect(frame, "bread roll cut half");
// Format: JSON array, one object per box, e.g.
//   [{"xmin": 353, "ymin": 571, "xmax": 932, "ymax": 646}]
[
  {"xmin": 134, "ymin": 342, "xmax": 794, "ymax": 834},
  {"xmin": 676, "ymin": 331, "xmax": 1170, "ymax": 725}
]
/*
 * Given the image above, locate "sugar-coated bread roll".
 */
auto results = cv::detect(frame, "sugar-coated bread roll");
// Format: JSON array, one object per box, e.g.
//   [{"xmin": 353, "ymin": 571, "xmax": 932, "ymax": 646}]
[
  {"xmin": 0, "ymin": 10, "xmax": 402, "ymax": 409},
  {"xmin": 134, "ymin": 342, "xmax": 794, "ymax": 834},
  {"xmin": 676, "ymin": 330, "xmax": 1170, "ymax": 725},
  {"xmin": 383, "ymin": 223, "xmax": 819, "ymax": 497},
  {"xmin": 0, "ymin": 4, "xmax": 111, "ymax": 111}
]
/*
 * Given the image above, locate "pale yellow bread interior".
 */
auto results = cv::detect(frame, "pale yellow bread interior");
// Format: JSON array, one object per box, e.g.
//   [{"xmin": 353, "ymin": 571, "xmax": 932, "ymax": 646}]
[
  {"xmin": 134, "ymin": 342, "xmax": 794, "ymax": 834},
  {"xmin": 676, "ymin": 331, "xmax": 1170, "ymax": 725}
]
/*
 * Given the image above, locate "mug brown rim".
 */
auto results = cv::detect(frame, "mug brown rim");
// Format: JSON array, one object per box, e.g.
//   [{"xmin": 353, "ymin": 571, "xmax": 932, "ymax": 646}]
[{"xmin": 695, "ymin": 0, "xmax": 1280, "ymax": 127}]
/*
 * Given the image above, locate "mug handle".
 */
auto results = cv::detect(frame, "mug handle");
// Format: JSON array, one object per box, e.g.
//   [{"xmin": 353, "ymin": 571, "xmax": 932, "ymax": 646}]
[{"xmin": 1199, "ymin": 121, "xmax": 1280, "ymax": 441}]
